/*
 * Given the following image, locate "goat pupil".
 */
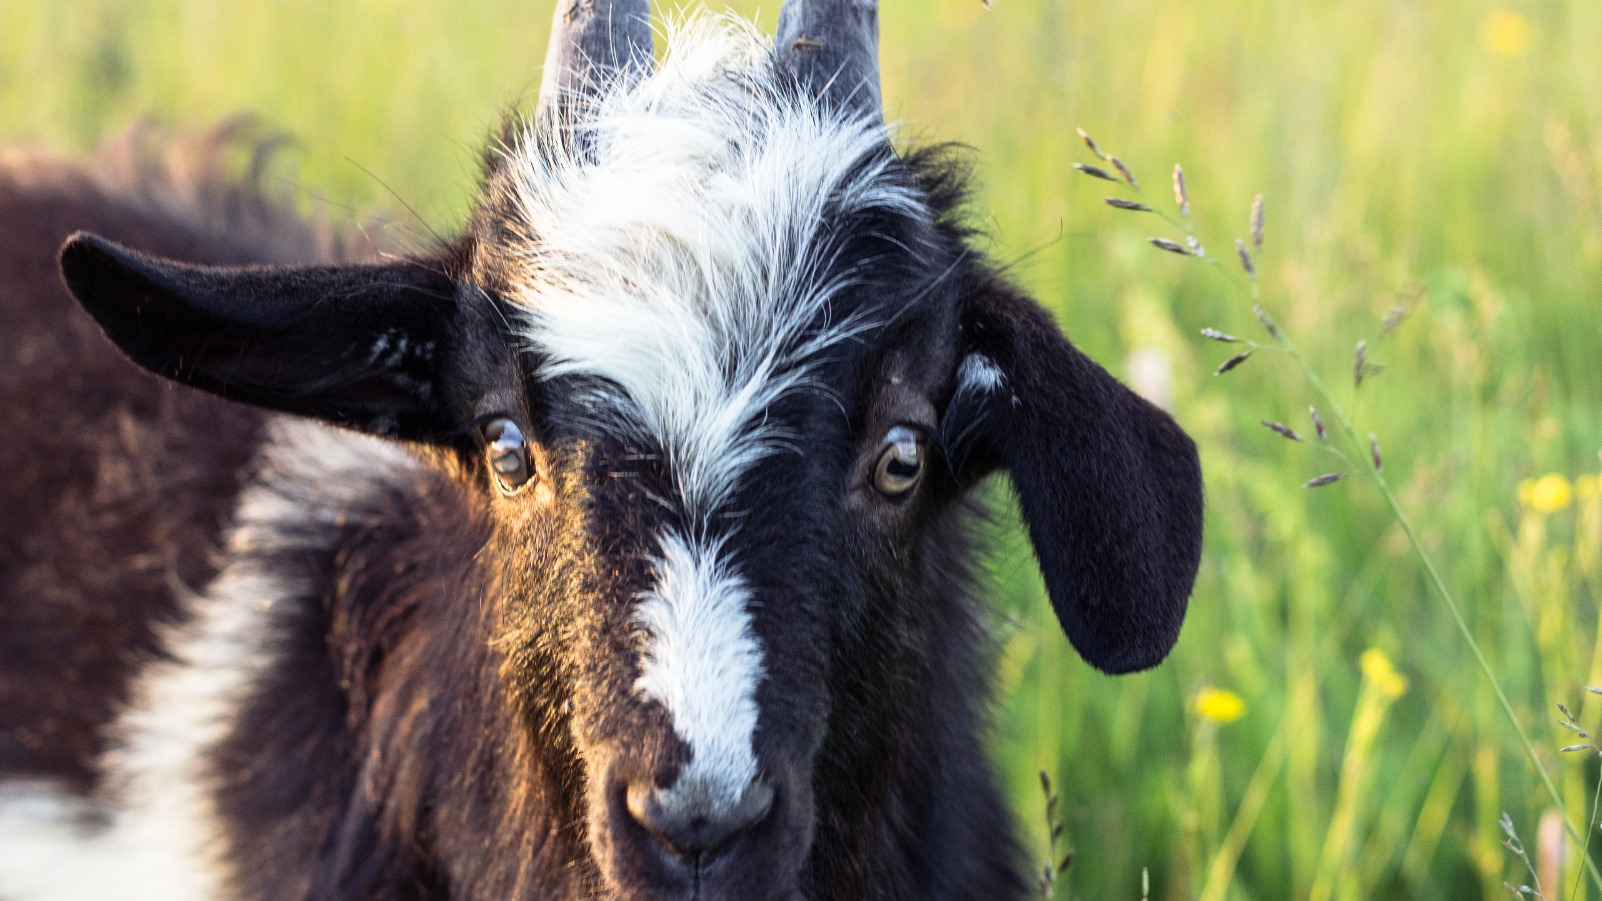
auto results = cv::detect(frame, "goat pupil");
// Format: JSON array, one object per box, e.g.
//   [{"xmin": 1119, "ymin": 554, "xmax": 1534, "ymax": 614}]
[
  {"xmin": 483, "ymin": 418, "xmax": 531, "ymax": 492},
  {"xmin": 873, "ymin": 426, "xmax": 925, "ymax": 497}
]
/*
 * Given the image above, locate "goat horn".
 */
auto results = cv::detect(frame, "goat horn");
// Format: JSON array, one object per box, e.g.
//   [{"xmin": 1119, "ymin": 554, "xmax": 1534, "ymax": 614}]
[
  {"xmin": 774, "ymin": 0, "xmax": 882, "ymax": 119},
  {"xmin": 536, "ymin": 0, "xmax": 654, "ymax": 133}
]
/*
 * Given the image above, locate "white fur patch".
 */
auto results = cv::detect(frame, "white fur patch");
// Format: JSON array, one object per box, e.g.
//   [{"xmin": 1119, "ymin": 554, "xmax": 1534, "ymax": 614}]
[
  {"xmin": 500, "ymin": 15, "xmax": 922, "ymax": 798},
  {"xmin": 0, "ymin": 419, "xmax": 418, "ymax": 901},
  {"xmin": 955, "ymin": 353, "xmax": 1005, "ymax": 397},
  {"xmin": 632, "ymin": 533, "xmax": 763, "ymax": 815}
]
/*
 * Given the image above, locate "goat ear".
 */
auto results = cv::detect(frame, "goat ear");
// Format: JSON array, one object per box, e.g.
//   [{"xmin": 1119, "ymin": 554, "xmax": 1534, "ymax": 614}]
[
  {"xmin": 59, "ymin": 232, "xmax": 474, "ymax": 441},
  {"xmin": 944, "ymin": 271, "xmax": 1204, "ymax": 674}
]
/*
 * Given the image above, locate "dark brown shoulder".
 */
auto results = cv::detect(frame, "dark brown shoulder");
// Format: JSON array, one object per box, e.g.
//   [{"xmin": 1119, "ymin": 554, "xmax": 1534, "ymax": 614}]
[{"xmin": 0, "ymin": 120, "xmax": 357, "ymax": 789}]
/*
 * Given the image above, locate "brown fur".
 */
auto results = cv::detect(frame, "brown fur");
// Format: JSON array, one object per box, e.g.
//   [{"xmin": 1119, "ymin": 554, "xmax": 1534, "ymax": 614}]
[
  {"xmin": 1, "ymin": 107, "xmax": 1200, "ymax": 901},
  {"xmin": 0, "ymin": 120, "xmax": 359, "ymax": 789}
]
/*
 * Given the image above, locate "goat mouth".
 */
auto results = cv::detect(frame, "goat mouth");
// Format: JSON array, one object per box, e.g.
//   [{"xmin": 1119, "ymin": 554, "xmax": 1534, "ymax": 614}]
[{"xmin": 593, "ymin": 780, "xmax": 804, "ymax": 901}]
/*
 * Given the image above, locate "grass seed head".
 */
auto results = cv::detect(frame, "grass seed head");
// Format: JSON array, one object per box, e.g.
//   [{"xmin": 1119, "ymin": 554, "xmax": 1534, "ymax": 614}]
[
  {"xmin": 1304, "ymin": 472, "xmax": 1349, "ymax": 488},
  {"xmin": 1355, "ymin": 340, "xmax": 1368, "ymax": 388},
  {"xmin": 1076, "ymin": 127, "xmax": 1106, "ymax": 160},
  {"xmin": 1562, "ymin": 744, "xmax": 1593, "ymax": 753},
  {"xmin": 1236, "ymin": 238, "xmax": 1256, "ymax": 276},
  {"xmin": 1186, "ymin": 235, "xmax": 1204, "ymax": 256},
  {"xmin": 1251, "ymin": 194, "xmax": 1265, "ymax": 251},
  {"xmin": 1201, "ymin": 328, "xmax": 1240, "ymax": 343},
  {"xmin": 1111, "ymin": 156, "xmax": 1139, "ymax": 188},
  {"xmin": 1149, "ymin": 237, "xmax": 1188, "ymax": 254},
  {"xmin": 1106, "ymin": 198, "xmax": 1153, "ymax": 212},
  {"xmin": 1382, "ymin": 303, "xmax": 1410, "ymax": 334},
  {"xmin": 1073, "ymin": 162, "xmax": 1118, "ymax": 182},
  {"xmin": 1370, "ymin": 433, "xmax": 1382, "ymax": 471},
  {"xmin": 1310, "ymin": 406, "xmax": 1328, "ymax": 442},
  {"xmin": 1253, "ymin": 304, "xmax": 1282, "ymax": 339},
  {"xmin": 1215, "ymin": 350, "xmax": 1253, "ymax": 375},
  {"xmin": 1173, "ymin": 164, "xmax": 1189, "ymax": 216},
  {"xmin": 1261, "ymin": 420, "xmax": 1302, "ymax": 441}
]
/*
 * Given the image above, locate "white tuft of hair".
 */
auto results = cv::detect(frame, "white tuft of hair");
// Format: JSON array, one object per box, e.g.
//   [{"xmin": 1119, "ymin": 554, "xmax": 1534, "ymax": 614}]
[
  {"xmin": 0, "ymin": 419, "xmax": 419, "ymax": 901},
  {"xmin": 502, "ymin": 13, "xmax": 921, "ymax": 521},
  {"xmin": 955, "ymin": 353, "xmax": 1006, "ymax": 398}
]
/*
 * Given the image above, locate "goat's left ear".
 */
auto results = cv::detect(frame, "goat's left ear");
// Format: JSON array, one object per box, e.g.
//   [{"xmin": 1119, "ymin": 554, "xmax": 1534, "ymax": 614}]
[
  {"xmin": 60, "ymin": 232, "xmax": 488, "ymax": 442},
  {"xmin": 944, "ymin": 270, "xmax": 1204, "ymax": 674}
]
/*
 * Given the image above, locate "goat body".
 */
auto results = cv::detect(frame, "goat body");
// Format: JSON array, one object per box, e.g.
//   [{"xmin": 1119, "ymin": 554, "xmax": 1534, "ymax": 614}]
[{"xmin": 0, "ymin": 8, "xmax": 1203, "ymax": 901}]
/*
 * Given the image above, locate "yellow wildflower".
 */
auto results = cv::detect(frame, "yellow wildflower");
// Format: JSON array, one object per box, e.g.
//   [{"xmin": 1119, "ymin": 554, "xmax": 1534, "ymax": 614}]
[
  {"xmin": 1380, "ymin": 673, "xmax": 1409, "ymax": 700},
  {"xmin": 1359, "ymin": 648, "xmax": 1409, "ymax": 700},
  {"xmin": 1359, "ymin": 648, "xmax": 1394, "ymax": 682},
  {"xmin": 1529, "ymin": 474, "xmax": 1573, "ymax": 513},
  {"xmin": 1193, "ymin": 687, "xmax": 1247, "ymax": 724},
  {"xmin": 1480, "ymin": 10, "xmax": 1532, "ymax": 56}
]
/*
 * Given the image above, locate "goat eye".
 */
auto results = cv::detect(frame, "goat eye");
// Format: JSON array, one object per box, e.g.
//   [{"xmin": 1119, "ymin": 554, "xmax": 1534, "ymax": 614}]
[
  {"xmin": 483, "ymin": 418, "xmax": 532, "ymax": 495},
  {"xmin": 872, "ymin": 426, "xmax": 925, "ymax": 498}
]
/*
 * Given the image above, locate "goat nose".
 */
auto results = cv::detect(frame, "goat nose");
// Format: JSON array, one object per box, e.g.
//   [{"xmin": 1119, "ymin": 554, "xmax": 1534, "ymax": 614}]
[{"xmin": 626, "ymin": 778, "xmax": 774, "ymax": 859}]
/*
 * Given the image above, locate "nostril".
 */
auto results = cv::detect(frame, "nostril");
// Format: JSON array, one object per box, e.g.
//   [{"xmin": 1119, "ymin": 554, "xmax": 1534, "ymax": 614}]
[{"xmin": 625, "ymin": 778, "xmax": 774, "ymax": 859}]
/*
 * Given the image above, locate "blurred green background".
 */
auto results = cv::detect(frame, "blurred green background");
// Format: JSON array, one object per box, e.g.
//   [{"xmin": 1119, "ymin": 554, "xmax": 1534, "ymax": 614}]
[{"xmin": 5, "ymin": 0, "xmax": 1601, "ymax": 897}]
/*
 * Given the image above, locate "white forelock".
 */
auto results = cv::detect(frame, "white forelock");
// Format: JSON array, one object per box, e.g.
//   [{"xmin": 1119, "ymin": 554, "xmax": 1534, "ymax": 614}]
[
  {"xmin": 499, "ymin": 13, "xmax": 923, "ymax": 802},
  {"xmin": 502, "ymin": 13, "xmax": 919, "ymax": 521}
]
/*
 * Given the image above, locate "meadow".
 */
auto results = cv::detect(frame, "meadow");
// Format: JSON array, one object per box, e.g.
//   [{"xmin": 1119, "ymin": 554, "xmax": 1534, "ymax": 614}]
[{"xmin": 3, "ymin": 0, "xmax": 1600, "ymax": 897}]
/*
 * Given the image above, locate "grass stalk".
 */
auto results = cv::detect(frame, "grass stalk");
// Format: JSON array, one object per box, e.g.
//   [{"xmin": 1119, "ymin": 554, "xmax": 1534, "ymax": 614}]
[
  {"xmin": 1571, "ymin": 773, "xmax": 1602, "ymax": 901},
  {"xmin": 1309, "ymin": 664, "xmax": 1405, "ymax": 901},
  {"xmin": 1267, "ymin": 313, "xmax": 1602, "ymax": 893},
  {"xmin": 1196, "ymin": 713, "xmax": 1290, "ymax": 901},
  {"xmin": 1086, "ymin": 147, "xmax": 1602, "ymax": 891},
  {"xmin": 1103, "ymin": 159, "xmax": 1602, "ymax": 891}
]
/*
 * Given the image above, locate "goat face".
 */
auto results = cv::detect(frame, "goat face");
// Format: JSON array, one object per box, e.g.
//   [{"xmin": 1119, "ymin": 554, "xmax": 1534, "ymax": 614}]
[
  {"xmin": 55, "ymin": 8, "xmax": 1203, "ymax": 901},
  {"xmin": 468, "ymin": 86, "xmax": 980, "ymax": 896}
]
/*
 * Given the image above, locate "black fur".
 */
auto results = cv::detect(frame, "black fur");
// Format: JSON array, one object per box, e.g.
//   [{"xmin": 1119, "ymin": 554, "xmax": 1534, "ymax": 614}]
[
  {"xmin": 60, "ymin": 234, "xmax": 468, "ymax": 441},
  {"xmin": 3, "ymin": 29, "xmax": 1203, "ymax": 901},
  {"xmin": 946, "ymin": 269, "xmax": 1203, "ymax": 673}
]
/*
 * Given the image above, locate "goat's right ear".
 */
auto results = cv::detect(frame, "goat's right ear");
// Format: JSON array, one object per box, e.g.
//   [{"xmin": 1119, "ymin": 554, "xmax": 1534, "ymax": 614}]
[
  {"xmin": 943, "ymin": 270, "xmax": 1204, "ymax": 675},
  {"xmin": 59, "ymin": 232, "xmax": 481, "ymax": 441}
]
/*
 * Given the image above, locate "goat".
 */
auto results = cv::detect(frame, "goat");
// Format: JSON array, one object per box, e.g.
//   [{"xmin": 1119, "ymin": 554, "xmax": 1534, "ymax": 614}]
[{"xmin": 0, "ymin": 3, "xmax": 1204, "ymax": 900}]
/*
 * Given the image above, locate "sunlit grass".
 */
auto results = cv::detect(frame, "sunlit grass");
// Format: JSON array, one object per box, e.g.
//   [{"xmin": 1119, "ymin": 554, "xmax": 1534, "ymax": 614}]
[{"xmin": 4, "ymin": 0, "xmax": 1601, "ymax": 897}]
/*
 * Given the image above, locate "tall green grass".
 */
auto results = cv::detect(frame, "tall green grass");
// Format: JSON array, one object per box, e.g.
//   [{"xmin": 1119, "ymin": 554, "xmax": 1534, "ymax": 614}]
[{"xmin": 5, "ymin": 0, "xmax": 1600, "ymax": 897}]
